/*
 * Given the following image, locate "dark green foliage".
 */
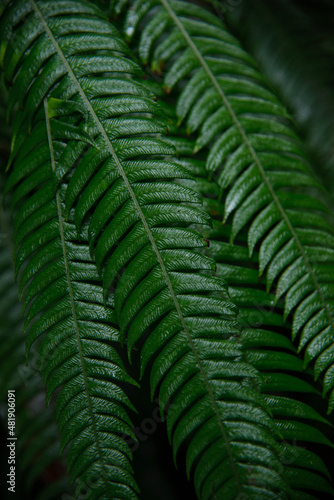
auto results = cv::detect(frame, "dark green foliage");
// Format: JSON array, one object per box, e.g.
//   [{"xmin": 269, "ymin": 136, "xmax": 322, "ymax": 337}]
[
  {"xmin": 0, "ymin": 185, "xmax": 71, "ymax": 499},
  {"xmin": 0, "ymin": 1, "xmax": 292, "ymax": 498},
  {"xmin": 5, "ymin": 132, "xmax": 140, "ymax": 499},
  {"xmin": 121, "ymin": 0, "xmax": 334, "ymax": 413},
  {"xmin": 161, "ymin": 127, "xmax": 334, "ymax": 499},
  {"xmin": 0, "ymin": 87, "xmax": 71, "ymax": 499},
  {"xmin": 0, "ymin": 3, "xmax": 141, "ymax": 497},
  {"xmin": 0, "ymin": 0, "xmax": 334, "ymax": 499},
  {"xmin": 225, "ymin": 0, "xmax": 334, "ymax": 201}
]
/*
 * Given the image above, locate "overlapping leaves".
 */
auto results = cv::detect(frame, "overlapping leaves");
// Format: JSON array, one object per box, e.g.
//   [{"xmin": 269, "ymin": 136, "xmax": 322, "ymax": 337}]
[
  {"xmin": 0, "ymin": 4, "xmax": 141, "ymax": 493},
  {"xmin": 0, "ymin": 0, "xmax": 295, "ymax": 498},
  {"xmin": 163, "ymin": 131, "xmax": 334, "ymax": 499},
  {"xmin": 0, "ymin": 175, "xmax": 71, "ymax": 500},
  {"xmin": 121, "ymin": 0, "xmax": 334, "ymax": 412},
  {"xmin": 0, "ymin": 237, "xmax": 70, "ymax": 500},
  {"xmin": 225, "ymin": 0, "xmax": 334, "ymax": 202},
  {"xmin": 6, "ymin": 136, "xmax": 139, "ymax": 499}
]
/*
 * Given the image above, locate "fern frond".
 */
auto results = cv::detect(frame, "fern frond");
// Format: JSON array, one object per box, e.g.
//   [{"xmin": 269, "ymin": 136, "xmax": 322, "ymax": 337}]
[
  {"xmin": 160, "ymin": 122, "xmax": 334, "ymax": 498},
  {"xmin": 205, "ymin": 215, "xmax": 334, "ymax": 499},
  {"xmin": 10, "ymin": 168, "xmax": 139, "ymax": 499},
  {"xmin": 0, "ymin": 9, "xmax": 141, "ymax": 492},
  {"xmin": 121, "ymin": 0, "xmax": 334, "ymax": 412},
  {"xmin": 225, "ymin": 0, "xmax": 334, "ymax": 202},
  {"xmin": 0, "ymin": 1, "xmax": 294, "ymax": 498},
  {"xmin": 208, "ymin": 224, "xmax": 334, "ymax": 500}
]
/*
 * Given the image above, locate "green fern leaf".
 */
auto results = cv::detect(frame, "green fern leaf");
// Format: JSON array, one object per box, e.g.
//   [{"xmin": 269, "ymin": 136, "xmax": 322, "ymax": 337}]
[
  {"xmin": 226, "ymin": 0, "xmax": 334, "ymax": 205},
  {"xmin": 122, "ymin": 0, "xmax": 334, "ymax": 412},
  {"xmin": 160, "ymin": 125, "xmax": 334, "ymax": 498},
  {"xmin": 0, "ymin": 34, "xmax": 140, "ymax": 499},
  {"xmin": 13, "ymin": 167, "xmax": 139, "ymax": 499}
]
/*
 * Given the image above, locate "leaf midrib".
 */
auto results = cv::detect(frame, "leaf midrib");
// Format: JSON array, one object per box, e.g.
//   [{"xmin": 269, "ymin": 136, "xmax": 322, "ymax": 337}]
[
  {"xmin": 159, "ymin": 0, "xmax": 334, "ymax": 337},
  {"xmin": 30, "ymin": 0, "xmax": 241, "ymax": 493}
]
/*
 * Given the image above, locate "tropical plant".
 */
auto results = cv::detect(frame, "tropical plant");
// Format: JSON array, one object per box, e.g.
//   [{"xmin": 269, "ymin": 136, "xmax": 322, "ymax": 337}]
[
  {"xmin": 225, "ymin": 0, "xmax": 334, "ymax": 205},
  {"xmin": 0, "ymin": 0, "xmax": 333, "ymax": 499}
]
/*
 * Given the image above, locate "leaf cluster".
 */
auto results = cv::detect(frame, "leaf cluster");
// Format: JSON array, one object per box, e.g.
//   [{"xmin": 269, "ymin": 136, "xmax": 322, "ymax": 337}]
[{"xmin": 0, "ymin": 1, "xmax": 334, "ymax": 499}]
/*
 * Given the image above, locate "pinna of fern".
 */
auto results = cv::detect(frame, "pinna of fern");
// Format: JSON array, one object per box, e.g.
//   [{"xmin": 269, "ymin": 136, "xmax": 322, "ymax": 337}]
[
  {"xmin": 0, "ymin": 0, "xmax": 301, "ymax": 499},
  {"xmin": 120, "ymin": 0, "xmax": 334, "ymax": 413}
]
